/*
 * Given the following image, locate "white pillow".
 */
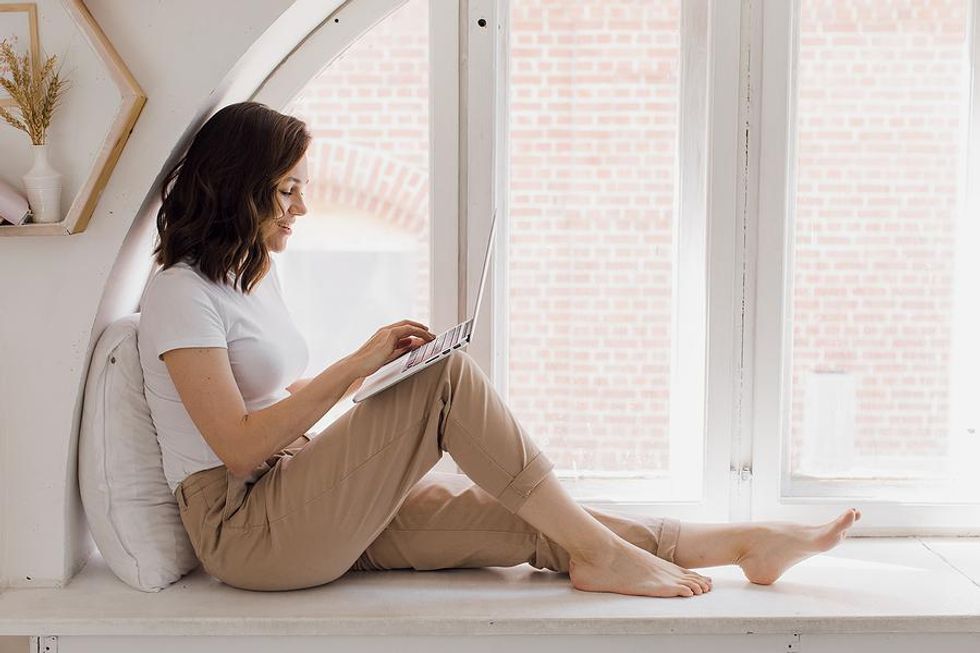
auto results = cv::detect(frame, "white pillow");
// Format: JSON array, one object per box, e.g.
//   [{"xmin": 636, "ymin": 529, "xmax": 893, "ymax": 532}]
[{"xmin": 78, "ymin": 312, "xmax": 200, "ymax": 592}]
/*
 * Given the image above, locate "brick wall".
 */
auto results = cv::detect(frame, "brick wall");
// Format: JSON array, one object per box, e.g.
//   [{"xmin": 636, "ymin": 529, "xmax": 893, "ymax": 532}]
[
  {"xmin": 791, "ymin": 0, "xmax": 968, "ymax": 476},
  {"xmin": 284, "ymin": 0, "xmax": 967, "ymax": 479},
  {"xmin": 505, "ymin": 0, "xmax": 680, "ymax": 472},
  {"xmin": 286, "ymin": 0, "xmax": 431, "ymax": 327}
]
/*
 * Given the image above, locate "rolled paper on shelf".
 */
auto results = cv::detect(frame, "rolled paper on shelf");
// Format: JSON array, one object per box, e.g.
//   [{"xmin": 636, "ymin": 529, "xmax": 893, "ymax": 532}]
[{"xmin": 0, "ymin": 175, "xmax": 31, "ymax": 225}]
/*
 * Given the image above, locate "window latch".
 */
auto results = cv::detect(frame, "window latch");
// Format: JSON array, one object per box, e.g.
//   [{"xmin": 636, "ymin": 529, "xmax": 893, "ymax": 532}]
[{"xmin": 731, "ymin": 465, "xmax": 752, "ymax": 482}]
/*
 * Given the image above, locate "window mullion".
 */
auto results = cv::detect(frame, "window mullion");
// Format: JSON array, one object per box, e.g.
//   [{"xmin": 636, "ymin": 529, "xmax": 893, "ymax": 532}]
[
  {"xmin": 729, "ymin": 0, "xmax": 764, "ymax": 524},
  {"xmin": 667, "ymin": 0, "xmax": 713, "ymax": 516},
  {"xmin": 945, "ymin": 0, "xmax": 980, "ymax": 521},
  {"xmin": 750, "ymin": 0, "xmax": 801, "ymax": 525},
  {"xmin": 460, "ymin": 0, "xmax": 499, "ymax": 380},
  {"xmin": 701, "ymin": 0, "xmax": 746, "ymax": 522},
  {"xmin": 431, "ymin": 0, "xmax": 463, "ymax": 474}
]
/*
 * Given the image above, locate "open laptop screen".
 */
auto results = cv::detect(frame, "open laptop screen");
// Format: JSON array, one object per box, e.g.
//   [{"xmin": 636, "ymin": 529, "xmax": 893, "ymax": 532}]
[{"xmin": 469, "ymin": 209, "xmax": 498, "ymax": 336}]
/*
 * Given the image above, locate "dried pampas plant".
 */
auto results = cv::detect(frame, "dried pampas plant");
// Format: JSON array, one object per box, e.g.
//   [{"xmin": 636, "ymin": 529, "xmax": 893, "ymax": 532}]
[{"xmin": 0, "ymin": 38, "xmax": 71, "ymax": 146}]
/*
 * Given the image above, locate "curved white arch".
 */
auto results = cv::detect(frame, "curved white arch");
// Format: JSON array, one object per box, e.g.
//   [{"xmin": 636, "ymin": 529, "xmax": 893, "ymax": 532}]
[
  {"xmin": 5, "ymin": 0, "xmax": 420, "ymax": 588},
  {"xmin": 252, "ymin": 0, "xmax": 409, "ymax": 109}
]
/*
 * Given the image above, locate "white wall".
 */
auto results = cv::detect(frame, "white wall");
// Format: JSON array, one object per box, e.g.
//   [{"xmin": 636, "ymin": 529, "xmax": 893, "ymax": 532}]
[{"xmin": 0, "ymin": 0, "xmax": 344, "ymax": 588}]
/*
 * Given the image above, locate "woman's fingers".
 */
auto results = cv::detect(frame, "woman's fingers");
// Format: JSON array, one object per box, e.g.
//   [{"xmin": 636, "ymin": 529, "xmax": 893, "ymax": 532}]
[
  {"xmin": 391, "ymin": 324, "xmax": 435, "ymax": 341},
  {"xmin": 387, "ymin": 319, "xmax": 429, "ymax": 330},
  {"xmin": 396, "ymin": 335, "xmax": 423, "ymax": 347}
]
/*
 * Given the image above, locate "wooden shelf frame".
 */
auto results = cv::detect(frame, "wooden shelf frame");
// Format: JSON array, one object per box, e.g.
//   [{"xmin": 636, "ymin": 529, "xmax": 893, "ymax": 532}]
[{"xmin": 0, "ymin": 0, "xmax": 146, "ymax": 236}]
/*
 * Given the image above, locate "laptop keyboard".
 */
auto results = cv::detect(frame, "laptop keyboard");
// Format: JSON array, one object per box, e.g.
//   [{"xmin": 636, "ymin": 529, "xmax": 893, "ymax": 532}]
[{"xmin": 405, "ymin": 320, "xmax": 472, "ymax": 370}]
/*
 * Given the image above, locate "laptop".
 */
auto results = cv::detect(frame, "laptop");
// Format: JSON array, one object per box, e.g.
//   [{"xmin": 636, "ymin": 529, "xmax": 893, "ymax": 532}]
[{"xmin": 352, "ymin": 210, "xmax": 498, "ymax": 402}]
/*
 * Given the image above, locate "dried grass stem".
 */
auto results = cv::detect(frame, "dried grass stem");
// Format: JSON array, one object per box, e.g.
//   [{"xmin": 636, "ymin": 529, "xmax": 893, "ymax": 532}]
[{"xmin": 0, "ymin": 39, "xmax": 71, "ymax": 146}]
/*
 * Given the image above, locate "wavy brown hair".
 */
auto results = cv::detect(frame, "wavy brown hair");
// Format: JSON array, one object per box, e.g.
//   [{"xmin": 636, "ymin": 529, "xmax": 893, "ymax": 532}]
[{"xmin": 152, "ymin": 101, "xmax": 311, "ymax": 294}]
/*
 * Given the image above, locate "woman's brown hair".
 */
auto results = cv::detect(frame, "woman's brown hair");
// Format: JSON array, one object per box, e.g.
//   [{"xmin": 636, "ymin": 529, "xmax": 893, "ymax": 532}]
[{"xmin": 152, "ymin": 101, "xmax": 311, "ymax": 294}]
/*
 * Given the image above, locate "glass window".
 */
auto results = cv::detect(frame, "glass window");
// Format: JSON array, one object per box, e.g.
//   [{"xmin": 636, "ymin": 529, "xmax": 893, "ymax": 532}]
[
  {"xmin": 277, "ymin": 0, "xmax": 431, "ymax": 428},
  {"xmin": 506, "ymin": 0, "xmax": 683, "ymax": 499},
  {"xmin": 788, "ymin": 0, "xmax": 973, "ymax": 500}
]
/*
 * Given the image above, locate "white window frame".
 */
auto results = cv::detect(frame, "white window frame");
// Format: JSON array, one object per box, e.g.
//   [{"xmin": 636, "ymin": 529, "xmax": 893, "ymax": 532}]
[
  {"xmin": 749, "ymin": 0, "xmax": 980, "ymax": 534},
  {"xmin": 430, "ymin": 0, "xmax": 465, "ymax": 474},
  {"xmin": 477, "ymin": 0, "xmax": 743, "ymax": 523},
  {"xmin": 252, "ymin": 0, "xmax": 462, "ymax": 473},
  {"xmin": 247, "ymin": 0, "xmax": 743, "ymax": 517},
  {"xmin": 246, "ymin": 0, "xmax": 980, "ymax": 533},
  {"xmin": 248, "ymin": 0, "xmax": 742, "ymax": 514}
]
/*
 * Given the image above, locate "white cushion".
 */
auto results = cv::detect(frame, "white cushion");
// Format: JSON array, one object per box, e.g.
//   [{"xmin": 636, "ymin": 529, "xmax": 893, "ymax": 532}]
[{"xmin": 78, "ymin": 312, "xmax": 200, "ymax": 592}]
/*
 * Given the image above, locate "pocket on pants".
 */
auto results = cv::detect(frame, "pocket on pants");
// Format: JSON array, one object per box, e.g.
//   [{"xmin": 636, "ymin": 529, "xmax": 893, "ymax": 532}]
[
  {"xmin": 219, "ymin": 459, "xmax": 277, "ymax": 529},
  {"xmin": 221, "ymin": 472, "xmax": 252, "ymax": 525},
  {"xmin": 177, "ymin": 494, "xmax": 210, "ymax": 562}
]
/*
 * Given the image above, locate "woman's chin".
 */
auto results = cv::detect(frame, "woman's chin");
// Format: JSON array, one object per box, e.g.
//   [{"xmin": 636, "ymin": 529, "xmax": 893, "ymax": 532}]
[{"xmin": 267, "ymin": 235, "xmax": 289, "ymax": 253}]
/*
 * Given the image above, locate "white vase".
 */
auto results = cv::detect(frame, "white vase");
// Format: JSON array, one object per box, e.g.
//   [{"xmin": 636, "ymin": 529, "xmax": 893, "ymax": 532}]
[{"xmin": 22, "ymin": 143, "xmax": 63, "ymax": 224}]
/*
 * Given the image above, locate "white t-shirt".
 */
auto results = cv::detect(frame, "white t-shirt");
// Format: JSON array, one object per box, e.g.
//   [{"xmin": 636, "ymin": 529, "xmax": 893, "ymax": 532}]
[{"xmin": 137, "ymin": 257, "xmax": 309, "ymax": 493}]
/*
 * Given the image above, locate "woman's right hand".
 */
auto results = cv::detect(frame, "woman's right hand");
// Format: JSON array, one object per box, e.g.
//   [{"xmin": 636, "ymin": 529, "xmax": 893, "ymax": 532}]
[{"xmin": 348, "ymin": 319, "xmax": 436, "ymax": 378}]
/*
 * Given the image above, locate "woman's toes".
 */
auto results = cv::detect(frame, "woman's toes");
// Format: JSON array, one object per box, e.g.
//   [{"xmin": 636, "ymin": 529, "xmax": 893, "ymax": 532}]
[
  {"xmin": 685, "ymin": 573, "xmax": 710, "ymax": 592},
  {"xmin": 813, "ymin": 509, "xmax": 859, "ymax": 551}
]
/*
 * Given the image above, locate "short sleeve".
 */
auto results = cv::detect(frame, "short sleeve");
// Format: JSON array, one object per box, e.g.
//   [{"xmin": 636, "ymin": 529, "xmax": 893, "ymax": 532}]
[{"xmin": 141, "ymin": 270, "xmax": 228, "ymax": 362}]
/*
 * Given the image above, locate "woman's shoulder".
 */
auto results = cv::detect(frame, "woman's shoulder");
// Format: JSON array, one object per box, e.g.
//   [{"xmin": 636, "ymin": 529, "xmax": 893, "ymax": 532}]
[
  {"xmin": 145, "ymin": 258, "xmax": 275, "ymax": 305},
  {"xmin": 143, "ymin": 260, "xmax": 226, "ymax": 307},
  {"xmin": 149, "ymin": 260, "xmax": 204, "ymax": 287},
  {"xmin": 157, "ymin": 258, "xmax": 237, "ymax": 285}
]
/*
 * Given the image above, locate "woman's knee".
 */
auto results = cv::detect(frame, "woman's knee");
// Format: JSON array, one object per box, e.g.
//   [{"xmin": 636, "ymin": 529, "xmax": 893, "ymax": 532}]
[
  {"xmin": 447, "ymin": 348, "xmax": 465, "ymax": 365},
  {"xmin": 405, "ymin": 349, "xmax": 476, "ymax": 398},
  {"xmin": 447, "ymin": 348, "xmax": 477, "ymax": 374}
]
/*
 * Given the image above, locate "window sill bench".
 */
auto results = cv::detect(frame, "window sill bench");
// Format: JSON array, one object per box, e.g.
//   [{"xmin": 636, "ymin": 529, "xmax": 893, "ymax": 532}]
[{"xmin": 0, "ymin": 537, "xmax": 978, "ymax": 651}]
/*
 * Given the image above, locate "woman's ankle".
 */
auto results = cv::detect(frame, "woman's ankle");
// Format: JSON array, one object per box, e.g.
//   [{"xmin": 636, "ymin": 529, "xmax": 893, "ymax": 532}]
[
  {"xmin": 516, "ymin": 473, "xmax": 626, "ymax": 566},
  {"xmin": 568, "ymin": 530, "xmax": 625, "ymax": 566}
]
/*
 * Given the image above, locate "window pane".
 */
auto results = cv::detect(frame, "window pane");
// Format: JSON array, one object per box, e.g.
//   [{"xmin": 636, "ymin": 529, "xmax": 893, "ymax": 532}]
[
  {"xmin": 277, "ymin": 0, "xmax": 430, "ymax": 427},
  {"xmin": 506, "ymin": 0, "xmax": 683, "ymax": 499},
  {"xmin": 788, "ymin": 0, "xmax": 975, "ymax": 500}
]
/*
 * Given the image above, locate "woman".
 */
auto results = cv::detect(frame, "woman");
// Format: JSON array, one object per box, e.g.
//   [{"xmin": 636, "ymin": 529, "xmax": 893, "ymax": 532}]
[{"xmin": 138, "ymin": 101, "xmax": 861, "ymax": 596}]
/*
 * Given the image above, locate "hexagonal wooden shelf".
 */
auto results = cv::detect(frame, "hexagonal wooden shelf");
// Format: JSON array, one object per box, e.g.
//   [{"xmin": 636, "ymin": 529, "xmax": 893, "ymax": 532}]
[{"xmin": 0, "ymin": 0, "xmax": 146, "ymax": 236}]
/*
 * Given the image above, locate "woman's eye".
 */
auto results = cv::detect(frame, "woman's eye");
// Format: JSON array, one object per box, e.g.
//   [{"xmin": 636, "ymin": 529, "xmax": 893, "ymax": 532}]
[{"xmin": 280, "ymin": 190, "xmax": 292, "ymax": 196}]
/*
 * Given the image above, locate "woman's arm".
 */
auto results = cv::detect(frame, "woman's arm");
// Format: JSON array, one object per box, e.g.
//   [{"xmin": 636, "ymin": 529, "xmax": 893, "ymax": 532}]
[
  {"xmin": 342, "ymin": 375, "xmax": 366, "ymax": 400},
  {"xmin": 287, "ymin": 374, "xmax": 365, "ymax": 402},
  {"xmin": 283, "ymin": 378, "xmax": 316, "ymax": 448},
  {"xmin": 285, "ymin": 377, "xmax": 312, "ymax": 394},
  {"xmin": 162, "ymin": 349, "xmax": 361, "ymax": 477},
  {"xmin": 279, "ymin": 374, "xmax": 363, "ymax": 449}
]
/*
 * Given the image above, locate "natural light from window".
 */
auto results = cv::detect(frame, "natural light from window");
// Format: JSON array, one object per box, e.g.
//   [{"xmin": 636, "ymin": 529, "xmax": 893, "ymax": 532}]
[
  {"xmin": 506, "ymin": 0, "xmax": 685, "ymax": 501},
  {"xmin": 276, "ymin": 0, "xmax": 431, "ymax": 431},
  {"xmin": 788, "ymin": 0, "xmax": 979, "ymax": 502}
]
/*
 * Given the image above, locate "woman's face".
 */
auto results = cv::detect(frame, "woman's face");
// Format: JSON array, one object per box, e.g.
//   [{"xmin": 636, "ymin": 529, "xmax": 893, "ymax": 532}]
[{"xmin": 265, "ymin": 155, "xmax": 309, "ymax": 253}]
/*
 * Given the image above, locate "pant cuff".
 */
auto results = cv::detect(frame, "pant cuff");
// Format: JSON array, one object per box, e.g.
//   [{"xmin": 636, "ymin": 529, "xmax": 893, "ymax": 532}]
[
  {"xmin": 656, "ymin": 517, "xmax": 681, "ymax": 563},
  {"xmin": 495, "ymin": 450, "xmax": 556, "ymax": 514}
]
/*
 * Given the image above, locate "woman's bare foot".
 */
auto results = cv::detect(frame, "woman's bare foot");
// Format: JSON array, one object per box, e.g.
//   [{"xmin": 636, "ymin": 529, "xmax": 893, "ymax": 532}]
[
  {"xmin": 735, "ymin": 508, "xmax": 862, "ymax": 585},
  {"xmin": 568, "ymin": 538, "xmax": 713, "ymax": 598}
]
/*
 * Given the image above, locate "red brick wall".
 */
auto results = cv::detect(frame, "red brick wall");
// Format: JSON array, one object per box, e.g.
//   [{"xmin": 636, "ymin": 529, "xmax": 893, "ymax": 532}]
[
  {"xmin": 286, "ymin": 0, "xmax": 431, "ymax": 327},
  {"xmin": 505, "ymin": 0, "xmax": 680, "ymax": 473},
  {"xmin": 790, "ymin": 0, "xmax": 968, "ymax": 475},
  {"xmin": 285, "ymin": 0, "xmax": 967, "ymax": 479}
]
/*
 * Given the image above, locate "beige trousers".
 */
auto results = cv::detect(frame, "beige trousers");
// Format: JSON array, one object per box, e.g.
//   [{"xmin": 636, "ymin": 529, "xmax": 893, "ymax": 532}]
[{"xmin": 173, "ymin": 350, "xmax": 681, "ymax": 591}]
